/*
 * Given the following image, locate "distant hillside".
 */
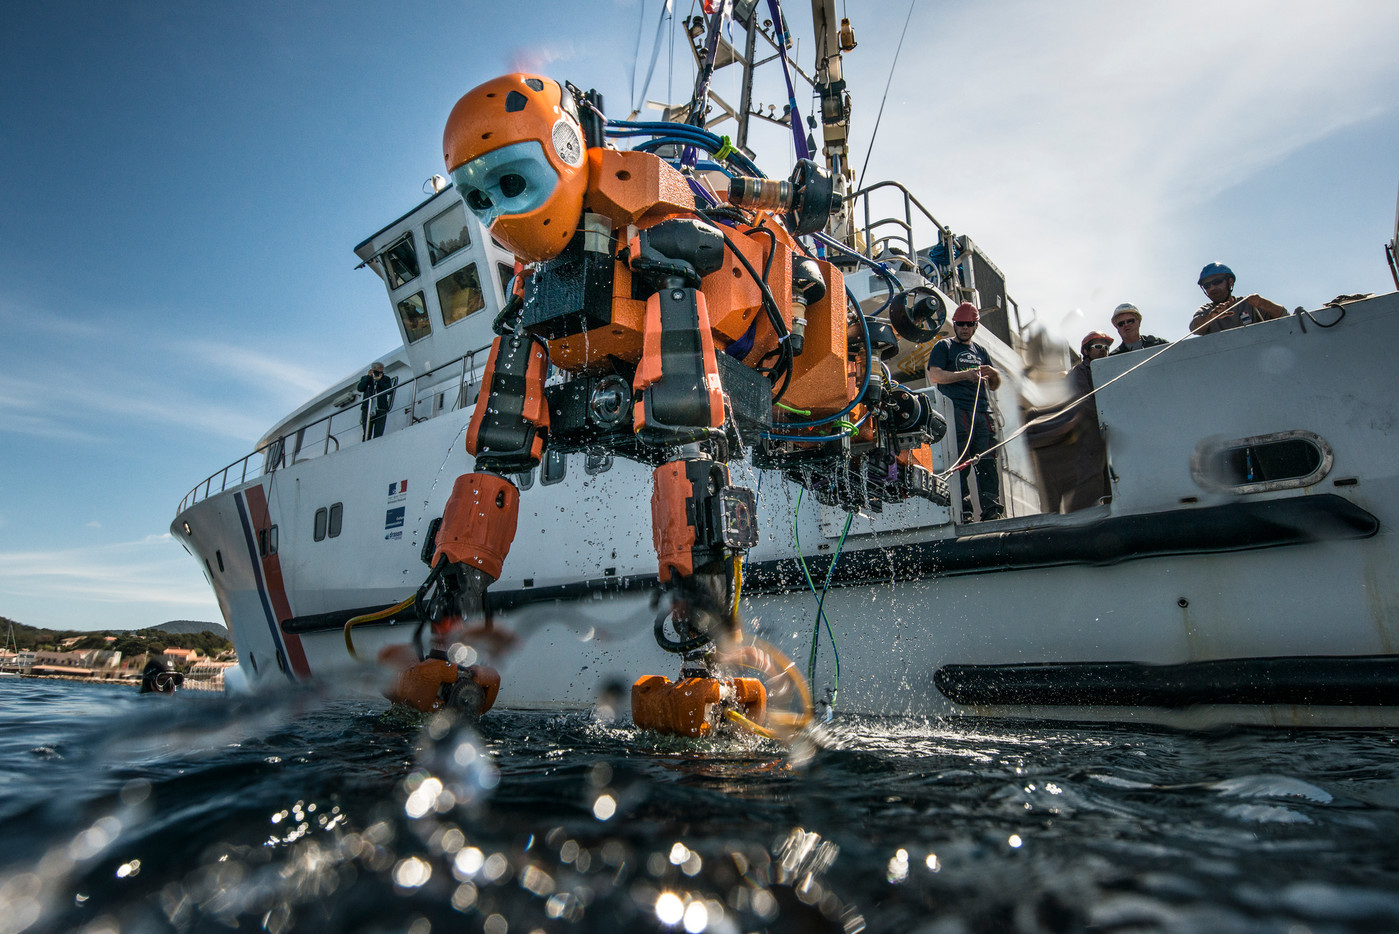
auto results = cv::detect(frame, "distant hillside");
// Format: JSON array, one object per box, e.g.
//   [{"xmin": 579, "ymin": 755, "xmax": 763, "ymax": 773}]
[
  {"xmin": 152, "ymin": 620, "xmax": 228, "ymax": 639},
  {"xmin": 0, "ymin": 616, "xmax": 233, "ymax": 656}
]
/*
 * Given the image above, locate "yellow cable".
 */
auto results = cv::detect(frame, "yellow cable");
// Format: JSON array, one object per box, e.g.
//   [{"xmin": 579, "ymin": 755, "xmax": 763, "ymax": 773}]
[
  {"xmin": 727, "ymin": 637, "xmax": 814, "ymax": 736},
  {"xmin": 725, "ymin": 707, "xmax": 777, "ymax": 739},
  {"xmin": 731, "ymin": 555, "xmax": 743, "ymax": 619},
  {"xmin": 343, "ymin": 594, "xmax": 417, "ymax": 659}
]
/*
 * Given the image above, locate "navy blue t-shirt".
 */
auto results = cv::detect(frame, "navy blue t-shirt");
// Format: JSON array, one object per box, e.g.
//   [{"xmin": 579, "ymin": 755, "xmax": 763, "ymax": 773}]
[{"xmin": 927, "ymin": 338, "xmax": 992, "ymax": 412}]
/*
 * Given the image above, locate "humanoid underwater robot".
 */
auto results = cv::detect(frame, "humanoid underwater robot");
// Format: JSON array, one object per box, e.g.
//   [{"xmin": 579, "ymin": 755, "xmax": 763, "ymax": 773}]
[{"xmin": 381, "ymin": 73, "xmax": 947, "ymax": 737}]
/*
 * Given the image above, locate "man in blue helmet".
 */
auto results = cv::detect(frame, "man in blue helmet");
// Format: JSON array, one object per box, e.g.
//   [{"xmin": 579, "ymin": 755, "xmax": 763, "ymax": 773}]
[{"xmin": 1189, "ymin": 263, "xmax": 1286, "ymax": 335}]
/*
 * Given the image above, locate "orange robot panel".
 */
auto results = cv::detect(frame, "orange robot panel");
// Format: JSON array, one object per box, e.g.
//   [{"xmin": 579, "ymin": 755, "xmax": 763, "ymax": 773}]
[
  {"xmin": 700, "ymin": 226, "xmax": 795, "ymax": 364},
  {"xmin": 585, "ymin": 149, "xmax": 696, "ymax": 229},
  {"xmin": 898, "ymin": 444, "xmax": 935, "ymax": 472},
  {"xmin": 465, "ymin": 335, "xmax": 550, "ymax": 463},
  {"xmin": 651, "ymin": 463, "xmax": 699, "ymax": 582},
  {"xmin": 778, "ymin": 257, "xmax": 852, "ymax": 417},
  {"xmin": 433, "ymin": 473, "xmax": 520, "ymax": 581}
]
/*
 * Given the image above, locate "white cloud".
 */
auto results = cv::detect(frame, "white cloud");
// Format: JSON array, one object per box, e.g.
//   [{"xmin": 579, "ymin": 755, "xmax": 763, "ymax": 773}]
[
  {"xmin": 86, "ymin": 521, "xmax": 101, "ymax": 529},
  {"xmin": 857, "ymin": 0, "xmax": 1399, "ymax": 337},
  {"xmin": 0, "ymin": 535, "xmax": 218, "ymax": 630},
  {"xmin": 171, "ymin": 338, "xmax": 340, "ymax": 401}
]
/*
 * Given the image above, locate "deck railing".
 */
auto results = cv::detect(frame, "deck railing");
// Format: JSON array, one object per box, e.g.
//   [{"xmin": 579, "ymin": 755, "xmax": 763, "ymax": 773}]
[
  {"xmin": 851, "ymin": 180, "xmax": 1027, "ymax": 338},
  {"xmin": 177, "ymin": 342, "xmax": 493, "ymax": 515}
]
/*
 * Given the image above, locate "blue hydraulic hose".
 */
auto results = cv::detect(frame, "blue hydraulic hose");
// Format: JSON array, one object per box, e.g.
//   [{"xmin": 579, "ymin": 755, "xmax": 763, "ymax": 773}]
[{"xmin": 606, "ymin": 122, "xmax": 765, "ymax": 176}]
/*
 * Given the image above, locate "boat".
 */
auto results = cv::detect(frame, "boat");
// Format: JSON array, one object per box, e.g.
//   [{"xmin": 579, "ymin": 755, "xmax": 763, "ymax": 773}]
[
  {"xmin": 171, "ymin": 2, "xmax": 1399, "ymax": 729},
  {"xmin": 0, "ymin": 623, "xmax": 19, "ymax": 676}
]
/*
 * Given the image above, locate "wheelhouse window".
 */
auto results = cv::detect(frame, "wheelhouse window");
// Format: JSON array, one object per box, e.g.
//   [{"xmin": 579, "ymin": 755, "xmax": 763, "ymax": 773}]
[
  {"xmin": 498, "ymin": 263, "xmax": 514, "ymax": 295},
  {"xmin": 397, "ymin": 292, "xmax": 432, "ymax": 343},
  {"xmin": 314, "ymin": 507, "xmax": 328, "ymax": 542},
  {"xmin": 258, "ymin": 525, "xmax": 278, "ymax": 557},
  {"xmin": 437, "ymin": 264, "xmax": 485, "ymax": 326},
  {"xmin": 328, "ymin": 503, "xmax": 343, "ymax": 538},
  {"xmin": 383, "ymin": 235, "xmax": 420, "ymax": 289},
  {"xmin": 425, "ymin": 203, "xmax": 471, "ymax": 265}
]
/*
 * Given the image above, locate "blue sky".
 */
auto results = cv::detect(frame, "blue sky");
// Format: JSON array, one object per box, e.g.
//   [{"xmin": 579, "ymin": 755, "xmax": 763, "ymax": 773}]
[{"xmin": 2, "ymin": 0, "xmax": 1397, "ymax": 632}]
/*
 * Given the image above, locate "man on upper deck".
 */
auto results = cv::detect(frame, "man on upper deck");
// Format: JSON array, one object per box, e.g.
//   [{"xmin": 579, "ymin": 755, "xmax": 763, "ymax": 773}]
[
  {"xmin": 926, "ymin": 302, "xmax": 1003, "ymax": 522},
  {"xmin": 1108, "ymin": 303, "xmax": 1168, "ymax": 355},
  {"xmin": 1190, "ymin": 263, "xmax": 1286, "ymax": 335},
  {"xmin": 357, "ymin": 362, "xmax": 395, "ymax": 440}
]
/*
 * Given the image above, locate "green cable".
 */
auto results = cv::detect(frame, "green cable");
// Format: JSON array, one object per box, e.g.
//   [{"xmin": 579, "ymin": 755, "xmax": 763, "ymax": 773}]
[
  {"xmin": 815, "ymin": 511, "xmax": 851, "ymax": 710},
  {"xmin": 776, "ymin": 401, "xmax": 812, "ymax": 415},
  {"xmin": 794, "ymin": 487, "xmax": 844, "ymax": 705}
]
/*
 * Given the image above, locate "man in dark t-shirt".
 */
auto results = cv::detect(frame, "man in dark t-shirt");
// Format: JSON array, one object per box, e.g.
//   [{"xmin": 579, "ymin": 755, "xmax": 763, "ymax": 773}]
[{"xmin": 926, "ymin": 302, "xmax": 1003, "ymax": 522}]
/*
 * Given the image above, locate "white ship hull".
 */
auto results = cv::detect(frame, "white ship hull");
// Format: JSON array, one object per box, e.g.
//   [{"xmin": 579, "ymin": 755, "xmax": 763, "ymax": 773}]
[{"xmin": 174, "ymin": 294, "xmax": 1399, "ymax": 728}]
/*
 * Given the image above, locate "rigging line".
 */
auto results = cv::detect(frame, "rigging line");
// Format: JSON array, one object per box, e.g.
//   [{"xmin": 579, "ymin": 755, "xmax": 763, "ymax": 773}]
[
  {"xmin": 629, "ymin": 0, "xmax": 644, "ymax": 111},
  {"xmin": 938, "ymin": 375, "xmax": 984, "ymax": 475},
  {"xmin": 856, "ymin": 0, "xmax": 917, "ymax": 192},
  {"xmin": 939, "ymin": 303, "xmax": 1240, "ymax": 479},
  {"xmin": 633, "ymin": 0, "xmax": 674, "ymax": 114}
]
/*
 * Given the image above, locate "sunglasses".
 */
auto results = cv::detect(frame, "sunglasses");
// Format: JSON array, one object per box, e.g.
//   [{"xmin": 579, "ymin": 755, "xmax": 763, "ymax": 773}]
[
  {"xmin": 1086, "ymin": 343, "xmax": 1111, "ymax": 352},
  {"xmin": 954, "ymin": 322, "xmax": 976, "ymax": 328},
  {"xmin": 1201, "ymin": 276, "xmax": 1231, "ymax": 289},
  {"xmin": 1113, "ymin": 318, "xmax": 1139, "ymax": 327}
]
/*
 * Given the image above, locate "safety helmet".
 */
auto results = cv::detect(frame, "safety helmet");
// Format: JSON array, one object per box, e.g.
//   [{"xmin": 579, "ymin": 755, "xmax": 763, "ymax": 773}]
[
  {"xmin": 1111, "ymin": 302, "xmax": 1140, "ymax": 324},
  {"xmin": 951, "ymin": 302, "xmax": 980, "ymax": 324},
  {"xmin": 443, "ymin": 74, "xmax": 588, "ymax": 262},
  {"xmin": 1081, "ymin": 331, "xmax": 1113, "ymax": 354},
  {"xmin": 1197, "ymin": 262, "xmax": 1235, "ymax": 285}
]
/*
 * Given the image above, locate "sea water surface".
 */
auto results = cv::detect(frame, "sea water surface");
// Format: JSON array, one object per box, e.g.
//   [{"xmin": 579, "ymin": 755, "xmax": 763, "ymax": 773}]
[{"xmin": 2, "ymin": 677, "xmax": 1398, "ymax": 934}]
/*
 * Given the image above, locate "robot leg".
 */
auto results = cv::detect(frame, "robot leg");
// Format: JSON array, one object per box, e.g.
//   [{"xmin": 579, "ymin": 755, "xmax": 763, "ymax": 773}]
[{"xmin": 382, "ymin": 328, "xmax": 547, "ymax": 714}]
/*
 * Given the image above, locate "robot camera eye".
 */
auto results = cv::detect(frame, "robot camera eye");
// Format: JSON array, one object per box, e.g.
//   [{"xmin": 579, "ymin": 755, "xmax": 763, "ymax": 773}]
[
  {"xmin": 466, "ymin": 188, "xmax": 493, "ymax": 211},
  {"xmin": 499, "ymin": 174, "xmax": 527, "ymax": 199}
]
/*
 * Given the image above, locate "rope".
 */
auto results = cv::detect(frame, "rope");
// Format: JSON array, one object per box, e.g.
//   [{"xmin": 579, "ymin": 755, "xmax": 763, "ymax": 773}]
[
  {"xmin": 856, "ymin": 0, "xmax": 917, "ymax": 191},
  {"xmin": 935, "ymin": 302, "xmax": 1246, "ymax": 481}
]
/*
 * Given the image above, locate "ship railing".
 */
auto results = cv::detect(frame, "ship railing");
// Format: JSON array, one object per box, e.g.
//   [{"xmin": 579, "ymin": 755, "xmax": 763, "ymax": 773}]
[
  {"xmin": 177, "ymin": 342, "xmax": 493, "ymax": 515},
  {"xmin": 850, "ymin": 180, "xmax": 1029, "ymax": 339},
  {"xmin": 851, "ymin": 180, "xmax": 955, "ymax": 284}
]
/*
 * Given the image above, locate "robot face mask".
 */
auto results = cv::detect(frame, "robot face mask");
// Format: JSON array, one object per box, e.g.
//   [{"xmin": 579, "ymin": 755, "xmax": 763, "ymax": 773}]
[
  {"xmin": 451, "ymin": 141, "xmax": 559, "ymax": 231},
  {"xmin": 443, "ymin": 73, "xmax": 589, "ymax": 262}
]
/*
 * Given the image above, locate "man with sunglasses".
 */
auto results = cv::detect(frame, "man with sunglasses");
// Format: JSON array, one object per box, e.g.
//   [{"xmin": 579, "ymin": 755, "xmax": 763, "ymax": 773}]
[
  {"xmin": 926, "ymin": 302, "xmax": 1004, "ymax": 522},
  {"xmin": 1189, "ymin": 263, "xmax": 1286, "ymax": 335},
  {"xmin": 1061, "ymin": 331, "xmax": 1114, "ymax": 510},
  {"xmin": 1107, "ymin": 303, "xmax": 1168, "ymax": 355}
]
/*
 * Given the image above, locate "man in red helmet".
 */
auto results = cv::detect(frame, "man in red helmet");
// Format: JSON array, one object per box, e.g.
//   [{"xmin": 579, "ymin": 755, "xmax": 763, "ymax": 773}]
[{"xmin": 926, "ymin": 303, "xmax": 1003, "ymax": 522}]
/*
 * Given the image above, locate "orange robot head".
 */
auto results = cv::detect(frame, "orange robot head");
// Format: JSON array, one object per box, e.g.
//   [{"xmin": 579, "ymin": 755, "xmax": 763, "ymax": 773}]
[{"xmin": 443, "ymin": 74, "xmax": 588, "ymax": 263}]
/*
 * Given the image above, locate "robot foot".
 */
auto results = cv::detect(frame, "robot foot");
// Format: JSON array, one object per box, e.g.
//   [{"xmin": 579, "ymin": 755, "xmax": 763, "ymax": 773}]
[
  {"xmin": 631, "ymin": 674, "xmax": 767, "ymax": 738},
  {"xmin": 379, "ymin": 643, "xmax": 501, "ymax": 716}
]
